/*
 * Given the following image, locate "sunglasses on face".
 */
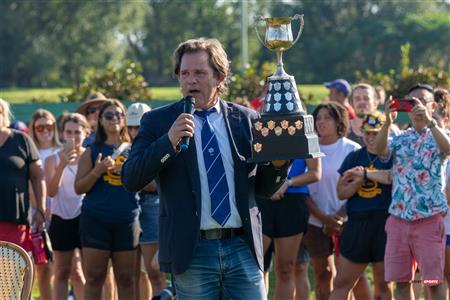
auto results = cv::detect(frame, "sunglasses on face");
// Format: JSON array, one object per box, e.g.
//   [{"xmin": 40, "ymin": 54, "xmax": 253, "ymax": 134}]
[
  {"xmin": 34, "ymin": 124, "xmax": 54, "ymax": 133},
  {"xmin": 103, "ymin": 111, "xmax": 124, "ymax": 121},
  {"xmin": 127, "ymin": 126, "xmax": 139, "ymax": 131}
]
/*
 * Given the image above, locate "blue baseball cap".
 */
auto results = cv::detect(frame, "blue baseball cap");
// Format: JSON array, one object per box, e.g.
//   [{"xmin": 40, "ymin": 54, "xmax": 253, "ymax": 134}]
[{"xmin": 324, "ymin": 79, "xmax": 352, "ymax": 96}]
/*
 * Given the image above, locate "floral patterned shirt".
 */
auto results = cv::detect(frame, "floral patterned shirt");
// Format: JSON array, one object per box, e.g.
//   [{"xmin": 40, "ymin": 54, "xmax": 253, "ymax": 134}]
[{"xmin": 388, "ymin": 127, "xmax": 448, "ymax": 221}]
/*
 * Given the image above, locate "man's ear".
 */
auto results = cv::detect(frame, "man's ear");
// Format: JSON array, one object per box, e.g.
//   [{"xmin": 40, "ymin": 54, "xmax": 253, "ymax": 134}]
[{"xmin": 430, "ymin": 101, "xmax": 438, "ymax": 111}]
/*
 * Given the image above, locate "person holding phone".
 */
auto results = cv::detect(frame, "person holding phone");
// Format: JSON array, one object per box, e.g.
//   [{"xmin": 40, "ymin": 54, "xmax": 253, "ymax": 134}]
[
  {"xmin": 45, "ymin": 113, "xmax": 90, "ymax": 300},
  {"xmin": 376, "ymin": 83, "xmax": 450, "ymax": 299}
]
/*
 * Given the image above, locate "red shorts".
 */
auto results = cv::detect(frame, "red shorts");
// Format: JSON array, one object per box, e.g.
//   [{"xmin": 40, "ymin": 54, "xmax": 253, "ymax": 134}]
[
  {"xmin": 0, "ymin": 222, "xmax": 33, "ymax": 252},
  {"xmin": 384, "ymin": 214, "xmax": 445, "ymax": 285}
]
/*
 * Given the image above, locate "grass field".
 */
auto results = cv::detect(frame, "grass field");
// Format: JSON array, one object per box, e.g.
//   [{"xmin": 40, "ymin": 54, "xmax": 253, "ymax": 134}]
[{"xmin": 0, "ymin": 85, "xmax": 328, "ymax": 104}]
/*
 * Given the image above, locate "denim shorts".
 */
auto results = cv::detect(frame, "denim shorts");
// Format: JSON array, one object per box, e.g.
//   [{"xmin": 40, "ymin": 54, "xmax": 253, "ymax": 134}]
[{"xmin": 139, "ymin": 193, "xmax": 159, "ymax": 244}]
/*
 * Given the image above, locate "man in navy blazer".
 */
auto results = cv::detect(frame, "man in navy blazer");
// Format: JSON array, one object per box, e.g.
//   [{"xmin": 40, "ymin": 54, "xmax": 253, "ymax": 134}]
[{"xmin": 122, "ymin": 38, "xmax": 288, "ymax": 299}]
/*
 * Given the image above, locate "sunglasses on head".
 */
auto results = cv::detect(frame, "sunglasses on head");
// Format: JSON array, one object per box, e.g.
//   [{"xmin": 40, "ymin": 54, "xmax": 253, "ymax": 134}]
[
  {"xmin": 86, "ymin": 107, "xmax": 99, "ymax": 115},
  {"xmin": 34, "ymin": 124, "xmax": 53, "ymax": 133},
  {"xmin": 103, "ymin": 111, "xmax": 124, "ymax": 121}
]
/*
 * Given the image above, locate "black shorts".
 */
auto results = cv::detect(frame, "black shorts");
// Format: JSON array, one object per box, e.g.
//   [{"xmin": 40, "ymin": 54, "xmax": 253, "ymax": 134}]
[
  {"xmin": 48, "ymin": 214, "xmax": 81, "ymax": 251},
  {"xmin": 340, "ymin": 211, "xmax": 389, "ymax": 264},
  {"xmin": 79, "ymin": 212, "xmax": 140, "ymax": 252},
  {"xmin": 257, "ymin": 193, "xmax": 309, "ymax": 238}
]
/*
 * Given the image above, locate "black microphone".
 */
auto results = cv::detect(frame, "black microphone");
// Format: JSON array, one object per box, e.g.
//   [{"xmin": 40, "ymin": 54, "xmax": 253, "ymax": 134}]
[{"xmin": 180, "ymin": 96, "xmax": 196, "ymax": 151}]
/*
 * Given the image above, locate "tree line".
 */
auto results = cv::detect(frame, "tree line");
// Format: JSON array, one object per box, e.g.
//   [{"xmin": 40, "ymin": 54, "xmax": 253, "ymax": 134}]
[{"xmin": 0, "ymin": 0, "xmax": 449, "ymax": 88}]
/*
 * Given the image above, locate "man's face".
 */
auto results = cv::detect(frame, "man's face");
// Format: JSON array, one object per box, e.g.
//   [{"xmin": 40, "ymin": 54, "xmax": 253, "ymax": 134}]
[
  {"xmin": 352, "ymin": 88, "xmax": 376, "ymax": 118},
  {"xmin": 363, "ymin": 131, "xmax": 378, "ymax": 151},
  {"xmin": 328, "ymin": 88, "xmax": 344, "ymax": 103},
  {"xmin": 178, "ymin": 51, "xmax": 223, "ymax": 110},
  {"xmin": 407, "ymin": 88, "xmax": 434, "ymax": 127}
]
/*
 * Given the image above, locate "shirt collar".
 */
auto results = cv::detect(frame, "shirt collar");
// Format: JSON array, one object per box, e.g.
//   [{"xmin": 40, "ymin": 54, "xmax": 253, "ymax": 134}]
[{"xmin": 195, "ymin": 99, "xmax": 222, "ymax": 115}]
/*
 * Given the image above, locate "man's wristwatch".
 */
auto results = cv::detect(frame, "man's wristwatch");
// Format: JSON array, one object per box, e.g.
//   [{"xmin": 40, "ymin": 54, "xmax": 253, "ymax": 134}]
[
  {"xmin": 287, "ymin": 179, "xmax": 293, "ymax": 187},
  {"xmin": 427, "ymin": 119, "xmax": 437, "ymax": 129}
]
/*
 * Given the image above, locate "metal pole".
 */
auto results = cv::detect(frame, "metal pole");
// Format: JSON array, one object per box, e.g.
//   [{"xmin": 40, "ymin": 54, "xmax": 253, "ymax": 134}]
[{"xmin": 241, "ymin": 0, "xmax": 248, "ymax": 72}]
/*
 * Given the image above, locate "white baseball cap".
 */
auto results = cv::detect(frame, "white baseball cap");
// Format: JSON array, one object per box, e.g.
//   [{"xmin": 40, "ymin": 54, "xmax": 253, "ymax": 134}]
[{"xmin": 127, "ymin": 103, "xmax": 151, "ymax": 126}]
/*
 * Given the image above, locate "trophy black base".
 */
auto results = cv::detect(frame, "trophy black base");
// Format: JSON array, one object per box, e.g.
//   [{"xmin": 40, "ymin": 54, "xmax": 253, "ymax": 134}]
[{"xmin": 248, "ymin": 114, "xmax": 324, "ymax": 163}]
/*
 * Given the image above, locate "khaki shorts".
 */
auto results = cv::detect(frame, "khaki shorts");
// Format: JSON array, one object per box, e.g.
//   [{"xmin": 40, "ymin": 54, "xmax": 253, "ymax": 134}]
[{"xmin": 303, "ymin": 224, "xmax": 334, "ymax": 258}]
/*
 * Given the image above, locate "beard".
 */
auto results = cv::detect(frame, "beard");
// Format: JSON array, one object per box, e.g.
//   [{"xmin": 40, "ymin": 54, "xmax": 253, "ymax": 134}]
[{"xmin": 356, "ymin": 110, "xmax": 368, "ymax": 119}]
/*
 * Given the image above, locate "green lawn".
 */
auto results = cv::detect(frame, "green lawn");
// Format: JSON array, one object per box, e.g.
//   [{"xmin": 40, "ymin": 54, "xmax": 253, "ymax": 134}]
[
  {"xmin": 0, "ymin": 85, "xmax": 327, "ymax": 104},
  {"xmin": 0, "ymin": 88, "xmax": 71, "ymax": 104}
]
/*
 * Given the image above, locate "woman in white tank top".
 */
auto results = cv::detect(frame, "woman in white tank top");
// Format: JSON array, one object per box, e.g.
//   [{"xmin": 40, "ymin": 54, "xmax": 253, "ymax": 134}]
[{"xmin": 44, "ymin": 113, "xmax": 90, "ymax": 300}]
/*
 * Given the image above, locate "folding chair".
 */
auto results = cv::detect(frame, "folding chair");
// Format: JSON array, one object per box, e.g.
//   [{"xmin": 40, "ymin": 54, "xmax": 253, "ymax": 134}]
[{"xmin": 0, "ymin": 241, "xmax": 34, "ymax": 300}]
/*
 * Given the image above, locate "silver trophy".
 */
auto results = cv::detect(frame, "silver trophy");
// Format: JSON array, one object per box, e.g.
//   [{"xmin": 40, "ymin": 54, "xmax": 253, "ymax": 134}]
[{"xmin": 250, "ymin": 15, "xmax": 323, "ymax": 162}]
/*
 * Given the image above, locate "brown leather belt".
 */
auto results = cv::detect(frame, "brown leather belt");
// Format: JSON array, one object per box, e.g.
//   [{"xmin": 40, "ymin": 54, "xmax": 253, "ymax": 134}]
[{"xmin": 199, "ymin": 227, "xmax": 244, "ymax": 240}]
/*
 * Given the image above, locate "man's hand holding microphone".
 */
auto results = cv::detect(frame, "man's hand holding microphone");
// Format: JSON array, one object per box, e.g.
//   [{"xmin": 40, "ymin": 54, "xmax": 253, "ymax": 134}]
[{"xmin": 168, "ymin": 96, "xmax": 196, "ymax": 151}]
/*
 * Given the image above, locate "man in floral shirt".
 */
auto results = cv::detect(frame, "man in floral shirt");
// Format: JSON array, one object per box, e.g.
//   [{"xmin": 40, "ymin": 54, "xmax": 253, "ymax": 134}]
[{"xmin": 375, "ymin": 83, "xmax": 450, "ymax": 299}]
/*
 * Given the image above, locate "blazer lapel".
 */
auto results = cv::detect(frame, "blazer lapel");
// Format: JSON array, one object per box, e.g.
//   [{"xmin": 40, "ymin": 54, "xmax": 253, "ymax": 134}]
[
  {"xmin": 221, "ymin": 100, "xmax": 246, "ymax": 162},
  {"xmin": 221, "ymin": 100, "xmax": 248, "ymax": 216}
]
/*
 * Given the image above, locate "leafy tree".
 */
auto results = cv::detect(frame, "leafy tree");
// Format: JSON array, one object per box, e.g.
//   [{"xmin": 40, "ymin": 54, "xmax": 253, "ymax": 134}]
[
  {"xmin": 356, "ymin": 43, "xmax": 449, "ymax": 97},
  {"xmin": 62, "ymin": 60, "xmax": 152, "ymax": 102}
]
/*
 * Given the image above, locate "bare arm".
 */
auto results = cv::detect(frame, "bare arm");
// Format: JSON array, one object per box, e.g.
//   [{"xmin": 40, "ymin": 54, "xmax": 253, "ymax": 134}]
[
  {"xmin": 337, "ymin": 167, "xmax": 364, "ymax": 200},
  {"xmin": 29, "ymin": 160, "xmax": 46, "ymax": 231},
  {"xmin": 375, "ymin": 98, "xmax": 396, "ymax": 156},
  {"xmin": 45, "ymin": 154, "xmax": 63, "ymax": 197},
  {"xmin": 74, "ymin": 148, "xmax": 114, "ymax": 194},
  {"xmin": 271, "ymin": 158, "xmax": 321, "ymax": 200},
  {"xmin": 430, "ymin": 125, "xmax": 450, "ymax": 155},
  {"xmin": 305, "ymin": 196, "xmax": 344, "ymax": 232},
  {"xmin": 366, "ymin": 169, "xmax": 392, "ymax": 185},
  {"xmin": 45, "ymin": 149, "xmax": 78, "ymax": 197}
]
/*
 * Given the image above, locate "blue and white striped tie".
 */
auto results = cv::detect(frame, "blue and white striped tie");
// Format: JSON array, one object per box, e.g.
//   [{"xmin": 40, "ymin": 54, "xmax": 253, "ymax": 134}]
[{"xmin": 195, "ymin": 109, "xmax": 231, "ymax": 226}]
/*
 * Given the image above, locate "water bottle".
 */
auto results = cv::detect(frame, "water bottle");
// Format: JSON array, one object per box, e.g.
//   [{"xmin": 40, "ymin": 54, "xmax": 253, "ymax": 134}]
[{"xmin": 31, "ymin": 231, "xmax": 48, "ymax": 265}]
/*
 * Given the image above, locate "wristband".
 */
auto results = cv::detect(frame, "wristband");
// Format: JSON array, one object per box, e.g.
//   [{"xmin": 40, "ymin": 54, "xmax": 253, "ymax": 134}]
[{"xmin": 427, "ymin": 119, "xmax": 437, "ymax": 129}]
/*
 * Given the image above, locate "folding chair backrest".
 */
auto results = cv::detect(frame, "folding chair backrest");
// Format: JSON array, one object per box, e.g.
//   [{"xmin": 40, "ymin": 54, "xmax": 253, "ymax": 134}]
[{"xmin": 0, "ymin": 241, "xmax": 34, "ymax": 300}]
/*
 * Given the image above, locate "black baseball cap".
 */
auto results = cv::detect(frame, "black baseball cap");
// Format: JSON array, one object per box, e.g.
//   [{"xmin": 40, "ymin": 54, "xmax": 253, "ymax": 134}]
[{"xmin": 407, "ymin": 83, "xmax": 433, "ymax": 94}]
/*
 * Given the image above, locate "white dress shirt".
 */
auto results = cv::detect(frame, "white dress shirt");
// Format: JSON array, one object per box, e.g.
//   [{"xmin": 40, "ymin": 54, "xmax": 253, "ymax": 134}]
[{"xmin": 194, "ymin": 101, "xmax": 242, "ymax": 229}]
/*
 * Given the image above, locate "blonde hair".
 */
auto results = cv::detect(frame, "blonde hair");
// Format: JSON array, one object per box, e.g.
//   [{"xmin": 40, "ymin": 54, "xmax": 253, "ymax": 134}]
[
  {"xmin": 29, "ymin": 109, "xmax": 61, "ymax": 148},
  {"xmin": 173, "ymin": 38, "xmax": 230, "ymax": 96},
  {"xmin": 0, "ymin": 99, "xmax": 13, "ymax": 127}
]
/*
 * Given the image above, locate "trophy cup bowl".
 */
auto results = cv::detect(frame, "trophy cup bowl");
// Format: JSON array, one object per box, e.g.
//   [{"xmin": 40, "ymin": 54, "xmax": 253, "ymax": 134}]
[{"xmin": 249, "ymin": 15, "xmax": 323, "ymax": 163}]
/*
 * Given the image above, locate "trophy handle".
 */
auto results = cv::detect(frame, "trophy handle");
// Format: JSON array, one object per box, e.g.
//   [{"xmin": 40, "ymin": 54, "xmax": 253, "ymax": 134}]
[
  {"xmin": 254, "ymin": 15, "xmax": 270, "ymax": 50},
  {"xmin": 291, "ymin": 14, "xmax": 304, "ymax": 46}
]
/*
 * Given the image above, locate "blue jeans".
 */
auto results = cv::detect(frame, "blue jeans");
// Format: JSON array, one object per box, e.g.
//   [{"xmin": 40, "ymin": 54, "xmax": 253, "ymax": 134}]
[
  {"xmin": 139, "ymin": 193, "xmax": 159, "ymax": 244},
  {"xmin": 174, "ymin": 236, "xmax": 266, "ymax": 300}
]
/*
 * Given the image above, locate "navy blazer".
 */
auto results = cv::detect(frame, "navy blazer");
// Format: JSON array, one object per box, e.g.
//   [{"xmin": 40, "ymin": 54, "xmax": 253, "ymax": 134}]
[{"xmin": 122, "ymin": 99, "xmax": 285, "ymax": 275}]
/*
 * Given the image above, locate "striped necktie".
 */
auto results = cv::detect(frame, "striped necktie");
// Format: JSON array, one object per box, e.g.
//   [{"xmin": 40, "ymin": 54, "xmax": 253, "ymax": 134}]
[{"xmin": 195, "ymin": 109, "xmax": 231, "ymax": 226}]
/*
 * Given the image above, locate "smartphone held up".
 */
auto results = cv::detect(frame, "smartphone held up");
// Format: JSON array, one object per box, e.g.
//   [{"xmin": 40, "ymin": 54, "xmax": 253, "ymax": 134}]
[{"xmin": 389, "ymin": 99, "xmax": 415, "ymax": 112}]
